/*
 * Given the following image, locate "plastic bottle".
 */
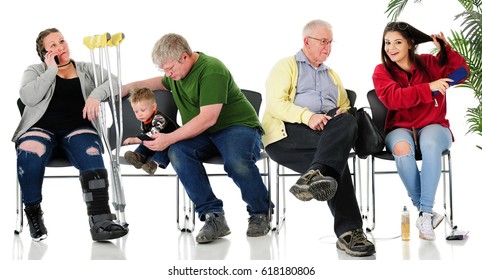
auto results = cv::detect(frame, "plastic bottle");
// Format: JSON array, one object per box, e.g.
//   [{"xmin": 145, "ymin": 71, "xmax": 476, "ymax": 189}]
[{"xmin": 401, "ymin": 206, "xmax": 410, "ymax": 241}]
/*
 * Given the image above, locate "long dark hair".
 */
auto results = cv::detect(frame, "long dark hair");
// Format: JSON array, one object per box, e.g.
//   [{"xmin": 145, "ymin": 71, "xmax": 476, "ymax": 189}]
[
  {"xmin": 381, "ymin": 22, "xmax": 447, "ymax": 79},
  {"xmin": 36, "ymin": 27, "xmax": 60, "ymax": 62}
]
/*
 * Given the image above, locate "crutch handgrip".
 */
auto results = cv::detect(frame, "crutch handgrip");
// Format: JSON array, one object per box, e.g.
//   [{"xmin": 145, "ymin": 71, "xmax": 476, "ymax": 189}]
[
  {"xmin": 108, "ymin": 32, "xmax": 125, "ymax": 47},
  {"xmin": 93, "ymin": 32, "xmax": 111, "ymax": 48},
  {"xmin": 83, "ymin": 36, "xmax": 95, "ymax": 50}
]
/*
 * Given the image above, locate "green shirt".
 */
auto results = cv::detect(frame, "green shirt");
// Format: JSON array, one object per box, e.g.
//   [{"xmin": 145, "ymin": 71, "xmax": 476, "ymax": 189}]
[{"xmin": 162, "ymin": 52, "xmax": 261, "ymax": 134}]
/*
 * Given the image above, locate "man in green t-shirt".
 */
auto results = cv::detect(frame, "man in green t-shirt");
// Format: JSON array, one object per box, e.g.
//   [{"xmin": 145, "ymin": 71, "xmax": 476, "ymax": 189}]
[{"xmin": 123, "ymin": 33, "xmax": 271, "ymax": 244}]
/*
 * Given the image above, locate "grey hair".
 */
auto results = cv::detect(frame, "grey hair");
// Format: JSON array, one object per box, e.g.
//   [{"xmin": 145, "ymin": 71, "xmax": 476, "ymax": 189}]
[
  {"xmin": 151, "ymin": 33, "xmax": 192, "ymax": 66},
  {"xmin": 302, "ymin": 19, "xmax": 332, "ymax": 37}
]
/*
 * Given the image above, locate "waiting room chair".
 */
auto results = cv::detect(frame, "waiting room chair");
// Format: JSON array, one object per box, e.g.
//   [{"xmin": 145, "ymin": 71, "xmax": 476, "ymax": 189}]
[
  {"xmin": 272, "ymin": 89, "xmax": 361, "ymax": 233},
  {"xmin": 365, "ymin": 89, "xmax": 454, "ymax": 232}
]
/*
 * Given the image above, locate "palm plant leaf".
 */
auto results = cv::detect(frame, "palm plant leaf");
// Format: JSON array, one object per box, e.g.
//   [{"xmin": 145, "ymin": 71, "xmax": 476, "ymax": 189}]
[
  {"xmin": 449, "ymin": 30, "xmax": 482, "ymax": 95},
  {"xmin": 386, "ymin": 0, "xmax": 410, "ymax": 21}
]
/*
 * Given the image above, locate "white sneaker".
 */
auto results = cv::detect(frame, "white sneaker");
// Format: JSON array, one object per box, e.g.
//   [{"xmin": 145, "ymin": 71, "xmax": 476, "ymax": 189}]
[
  {"xmin": 431, "ymin": 211, "xmax": 444, "ymax": 229},
  {"xmin": 416, "ymin": 212, "xmax": 436, "ymax": 240}
]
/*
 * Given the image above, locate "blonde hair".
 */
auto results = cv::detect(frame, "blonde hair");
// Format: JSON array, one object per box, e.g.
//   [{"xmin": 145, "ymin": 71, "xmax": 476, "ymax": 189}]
[{"xmin": 128, "ymin": 87, "xmax": 155, "ymax": 104}]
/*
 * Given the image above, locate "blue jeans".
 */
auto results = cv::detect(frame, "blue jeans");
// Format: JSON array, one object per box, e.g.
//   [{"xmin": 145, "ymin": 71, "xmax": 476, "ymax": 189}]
[
  {"xmin": 134, "ymin": 144, "xmax": 170, "ymax": 168},
  {"xmin": 16, "ymin": 127, "xmax": 105, "ymax": 205},
  {"xmin": 168, "ymin": 125, "xmax": 270, "ymax": 218},
  {"xmin": 385, "ymin": 124, "xmax": 452, "ymax": 213}
]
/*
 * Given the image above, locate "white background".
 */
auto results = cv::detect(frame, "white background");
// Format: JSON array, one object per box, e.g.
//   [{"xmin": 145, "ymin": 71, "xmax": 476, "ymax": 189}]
[{"xmin": 1, "ymin": 0, "xmax": 480, "ymax": 278}]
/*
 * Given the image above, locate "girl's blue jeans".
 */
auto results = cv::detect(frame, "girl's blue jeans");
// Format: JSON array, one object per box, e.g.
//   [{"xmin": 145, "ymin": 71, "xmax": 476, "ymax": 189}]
[{"xmin": 385, "ymin": 124, "xmax": 452, "ymax": 213}]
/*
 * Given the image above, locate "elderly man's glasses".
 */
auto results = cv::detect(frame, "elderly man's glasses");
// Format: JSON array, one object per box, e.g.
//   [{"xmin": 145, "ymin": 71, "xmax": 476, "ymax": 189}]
[{"xmin": 307, "ymin": 36, "xmax": 333, "ymax": 46}]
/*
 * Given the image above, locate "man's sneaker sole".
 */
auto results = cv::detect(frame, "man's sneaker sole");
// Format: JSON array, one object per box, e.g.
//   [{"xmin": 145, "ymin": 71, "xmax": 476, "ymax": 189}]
[
  {"xmin": 336, "ymin": 239, "xmax": 376, "ymax": 257},
  {"xmin": 289, "ymin": 184, "xmax": 314, "ymax": 201},
  {"xmin": 309, "ymin": 180, "xmax": 337, "ymax": 201},
  {"xmin": 289, "ymin": 177, "xmax": 337, "ymax": 202},
  {"xmin": 196, "ymin": 230, "xmax": 231, "ymax": 244},
  {"xmin": 246, "ymin": 229, "xmax": 269, "ymax": 237}
]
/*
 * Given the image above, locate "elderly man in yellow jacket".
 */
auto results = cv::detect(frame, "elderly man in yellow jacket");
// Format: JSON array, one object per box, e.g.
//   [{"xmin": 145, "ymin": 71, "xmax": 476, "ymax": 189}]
[{"xmin": 261, "ymin": 19, "xmax": 375, "ymax": 257}]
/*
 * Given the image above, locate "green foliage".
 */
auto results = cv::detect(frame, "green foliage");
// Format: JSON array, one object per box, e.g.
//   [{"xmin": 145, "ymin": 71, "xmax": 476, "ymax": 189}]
[{"xmin": 385, "ymin": 0, "xmax": 482, "ymax": 150}]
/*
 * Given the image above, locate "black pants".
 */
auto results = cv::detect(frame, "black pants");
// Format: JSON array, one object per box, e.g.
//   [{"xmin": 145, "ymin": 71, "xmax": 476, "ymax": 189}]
[{"xmin": 266, "ymin": 113, "xmax": 362, "ymax": 237}]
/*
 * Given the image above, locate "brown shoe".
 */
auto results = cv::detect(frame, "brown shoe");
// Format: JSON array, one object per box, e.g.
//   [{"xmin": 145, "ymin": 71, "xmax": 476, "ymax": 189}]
[
  {"xmin": 142, "ymin": 160, "xmax": 158, "ymax": 175},
  {"xmin": 124, "ymin": 151, "xmax": 144, "ymax": 169}
]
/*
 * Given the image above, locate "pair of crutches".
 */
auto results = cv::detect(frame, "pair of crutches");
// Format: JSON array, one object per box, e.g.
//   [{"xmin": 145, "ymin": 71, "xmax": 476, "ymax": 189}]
[{"xmin": 83, "ymin": 32, "xmax": 128, "ymax": 228}]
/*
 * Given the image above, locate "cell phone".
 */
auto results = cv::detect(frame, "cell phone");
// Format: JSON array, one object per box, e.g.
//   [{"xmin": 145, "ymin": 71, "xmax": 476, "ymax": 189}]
[
  {"xmin": 136, "ymin": 133, "xmax": 153, "ymax": 141},
  {"xmin": 42, "ymin": 50, "xmax": 59, "ymax": 65},
  {"xmin": 433, "ymin": 67, "xmax": 468, "ymax": 95}
]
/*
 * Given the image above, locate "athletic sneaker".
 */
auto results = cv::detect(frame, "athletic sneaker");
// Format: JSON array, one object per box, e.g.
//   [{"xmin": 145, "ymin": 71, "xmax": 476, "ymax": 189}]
[
  {"xmin": 289, "ymin": 170, "xmax": 337, "ymax": 201},
  {"xmin": 336, "ymin": 228, "xmax": 376, "ymax": 257},
  {"xmin": 196, "ymin": 212, "xmax": 231, "ymax": 244},
  {"xmin": 246, "ymin": 214, "xmax": 270, "ymax": 237},
  {"xmin": 416, "ymin": 212, "xmax": 436, "ymax": 240},
  {"xmin": 432, "ymin": 211, "xmax": 444, "ymax": 229}
]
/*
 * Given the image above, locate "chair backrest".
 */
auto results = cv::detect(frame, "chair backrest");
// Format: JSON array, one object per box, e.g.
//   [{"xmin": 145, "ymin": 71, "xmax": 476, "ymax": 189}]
[
  {"xmin": 17, "ymin": 98, "xmax": 25, "ymax": 115},
  {"xmin": 367, "ymin": 89, "xmax": 387, "ymax": 137},
  {"xmin": 108, "ymin": 90, "xmax": 178, "ymax": 150},
  {"xmin": 346, "ymin": 89, "xmax": 357, "ymax": 108},
  {"xmin": 241, "ymin": 89, "xmax": 262, "ymax": 116}
]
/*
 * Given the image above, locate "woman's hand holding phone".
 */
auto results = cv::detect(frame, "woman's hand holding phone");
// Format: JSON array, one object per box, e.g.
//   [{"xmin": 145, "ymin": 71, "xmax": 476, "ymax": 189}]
[{"xmin": 42, "ymin": 50, "xmax": 59, "ymax": 65}]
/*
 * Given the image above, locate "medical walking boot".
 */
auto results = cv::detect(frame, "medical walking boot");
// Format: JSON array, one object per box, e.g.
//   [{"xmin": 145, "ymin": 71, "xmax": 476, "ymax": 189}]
[{"xmin": 80, "ymin": 169, "xmax": 128, "ymax": 241}]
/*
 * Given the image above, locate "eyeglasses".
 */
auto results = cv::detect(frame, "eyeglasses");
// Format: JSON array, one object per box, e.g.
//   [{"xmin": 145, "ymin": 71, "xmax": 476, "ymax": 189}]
[
  {"xmin": 385, "ymin": 22, "xmax": 409, "ymax": 31},
  {"xmin": 157, "ymin": 56, "xmax": 183, "ymax": 75},
  {"xmin": 307, "ymin": 36, "xmax": 333, "ymax": 46},
  {"xmin": 159, "ymin": 61, "xmax": 178, "ymax": 75}
]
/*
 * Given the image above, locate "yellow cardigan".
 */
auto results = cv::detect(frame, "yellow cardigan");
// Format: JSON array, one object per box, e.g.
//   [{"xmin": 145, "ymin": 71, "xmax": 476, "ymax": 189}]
[{"xmin": 261, "ymin": 56, "xmax": 350, "ymax": 148}]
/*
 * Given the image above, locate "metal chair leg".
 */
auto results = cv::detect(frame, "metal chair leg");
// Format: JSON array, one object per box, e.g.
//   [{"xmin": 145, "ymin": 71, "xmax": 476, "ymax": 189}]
[
  {"xmin": 15, "ymin": 179, "xmax": 23, "ymax": 234},
  {"xmin": 176, "ymin": 177, "xmax": 195, "ymax": 232},
  {"xmin": 366, "ymin": 155, "xmax": 376, "ymax": 232},
  {"xmin": 273, "ymin": 164, "xmax": 286, "ymax": 234},
  {"xmin": 443, "ymin": 152, "xmax": 455, "ymax": 229}
]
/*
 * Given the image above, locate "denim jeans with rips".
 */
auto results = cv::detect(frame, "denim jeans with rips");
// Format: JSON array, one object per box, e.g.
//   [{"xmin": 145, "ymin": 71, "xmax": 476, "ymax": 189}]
[{"xmin": 16, "ymin": 127, "xmax": 105, "ymax": 205}]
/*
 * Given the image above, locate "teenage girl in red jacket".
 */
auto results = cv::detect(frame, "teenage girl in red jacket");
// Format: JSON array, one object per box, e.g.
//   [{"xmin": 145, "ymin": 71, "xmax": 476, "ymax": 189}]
[{"xmin": 372, "ymin": 21, "xmax": 469, "ymax": 241}]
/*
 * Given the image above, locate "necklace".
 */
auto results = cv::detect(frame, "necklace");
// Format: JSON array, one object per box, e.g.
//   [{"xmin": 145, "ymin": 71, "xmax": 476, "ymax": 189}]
[{"xmin": 57, "ymin": 61, "xmax": 72, "ymax": 68}]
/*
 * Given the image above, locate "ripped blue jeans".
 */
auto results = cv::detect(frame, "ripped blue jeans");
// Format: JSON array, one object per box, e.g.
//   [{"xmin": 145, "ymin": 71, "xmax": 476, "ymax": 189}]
[
  {"xmin": 16, "ymin": 127, "xmax": 105, "ymax": 205},
  {"xmin": 385, "ymin": 124, "xmax": 452, "ymax": 213}
]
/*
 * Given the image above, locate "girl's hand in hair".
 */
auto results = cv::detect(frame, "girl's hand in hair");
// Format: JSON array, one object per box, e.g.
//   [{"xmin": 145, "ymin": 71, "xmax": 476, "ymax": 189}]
[{"xmin": 431, "ymin": 32, "xmax": 448, "ymax": 50}]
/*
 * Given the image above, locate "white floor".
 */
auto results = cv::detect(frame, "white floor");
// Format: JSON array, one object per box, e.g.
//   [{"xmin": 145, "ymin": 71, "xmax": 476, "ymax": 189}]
[{"xmin": 2, "ymin": 154, "xmax": 479, "ymax": 279}]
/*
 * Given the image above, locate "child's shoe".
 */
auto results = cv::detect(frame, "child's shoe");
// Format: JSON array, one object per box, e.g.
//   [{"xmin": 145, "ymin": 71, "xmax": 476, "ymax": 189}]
[
  {"xmin": 124, "ymin": 151, "xmax": 144, "ymax": 169},
  {"xmin": 142, "ymin": 160, "xmax": 158, "ymax": 175}
]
